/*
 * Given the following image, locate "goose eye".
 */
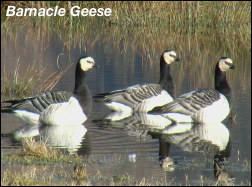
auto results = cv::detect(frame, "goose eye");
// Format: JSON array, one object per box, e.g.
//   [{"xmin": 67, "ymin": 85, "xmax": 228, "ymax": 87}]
[
  {"xmin": 224, "ymin": 61, "xmax": 231, "ymax": 66},
  {"xmin": 170, "ymin": 54, "xmax": 176, "ymax": 58},
  {"xmin": 87, "ymin": 61, "xmax": 93, "ymax": 64}
]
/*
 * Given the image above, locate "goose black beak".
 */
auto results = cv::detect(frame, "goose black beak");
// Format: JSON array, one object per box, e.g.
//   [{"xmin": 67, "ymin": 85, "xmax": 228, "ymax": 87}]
[
  {"xmin": 175, "ymin": 57, "xmax": 181, "ymax": 62},
  {"xmin": 230, "ymin": 64, "xmax": 235, "ymax": 69},
  {"xmin": 93, "ymin": 64, "xmax": 99, "ymax": 68}
]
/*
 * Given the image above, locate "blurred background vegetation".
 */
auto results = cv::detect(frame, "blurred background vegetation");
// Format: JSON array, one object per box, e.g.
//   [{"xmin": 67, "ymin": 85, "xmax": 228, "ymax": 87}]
[
  {"xmin": 1, "ymin": 1, "xmax": 251, "ymax": 98},
  {"xmin": 1, "ymin": 1, "xmax": 251, "ymax": 27}
]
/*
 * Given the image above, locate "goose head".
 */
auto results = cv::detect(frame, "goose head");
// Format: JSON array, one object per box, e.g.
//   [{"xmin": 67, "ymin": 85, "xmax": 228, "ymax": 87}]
[
  {"xmin": 79, "ymin": 56, "xmax": 98, "ymax": 71},
  {"xmin": 218, "ymin": 57, "xmax": 235, "ymax": 72},
  {"xmin": 162, "ymin": 50, "xmax": 181, "ymax": 64}
]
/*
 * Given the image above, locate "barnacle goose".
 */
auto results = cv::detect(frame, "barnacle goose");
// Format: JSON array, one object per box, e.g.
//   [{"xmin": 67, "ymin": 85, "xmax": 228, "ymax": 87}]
[
  {"xmin": 149, "ymin": 57, "xmax": 235, "ymax": 123},
  {"xmin": 1, "ymin": 56, "xmax": 98, "ymax": 126},
  {"xmin": 93, "ymin": 50, "xmax": 181, "ymax": 112}
]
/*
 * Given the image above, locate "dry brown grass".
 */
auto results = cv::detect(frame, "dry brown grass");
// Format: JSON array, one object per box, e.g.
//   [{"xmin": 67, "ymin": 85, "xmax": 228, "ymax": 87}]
[
  {"xmin": 19, "ymin": 137, "xmax": 62, "ymax": 159},
  {"xmin": 1, "ymin": 1, "xmax": 250, "ymax": 26},
  {"xmin": 1, "ymin": 59, "xmax": 71, "ymax": 100}
]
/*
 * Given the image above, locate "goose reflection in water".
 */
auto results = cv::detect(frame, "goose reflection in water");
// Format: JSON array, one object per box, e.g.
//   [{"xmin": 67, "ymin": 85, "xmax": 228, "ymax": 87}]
[
  {"xmin": 10, "ymin": 122, "xmax": 88, "ymax": 154},
  {"xmin": 93, "ymin": 112, "xmax": 174, "ymax": 141},
  {"xmin": 94, "ymin": 112, "xmax": 234, "ymax": 183},
  {"xmin": 150, "ymin": 122, "xmax": 234, "ymax": 183}
]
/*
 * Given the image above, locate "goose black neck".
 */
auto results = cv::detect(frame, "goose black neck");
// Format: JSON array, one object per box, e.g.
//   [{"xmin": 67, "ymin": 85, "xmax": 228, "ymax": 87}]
[
  {"xmin": 74, "ymin": 63, "xmax": 89, "ymax": 93},
  {"xmin": 215, "ymin": 63, "xmax": 231, "ymax": 100},
  {"xmin": 159, "ymin": 55, "xmax": 175, "ymax": 98},
  {"xmin": 74, "ymin": 62, "xmax": 92, "ymax": 116}
]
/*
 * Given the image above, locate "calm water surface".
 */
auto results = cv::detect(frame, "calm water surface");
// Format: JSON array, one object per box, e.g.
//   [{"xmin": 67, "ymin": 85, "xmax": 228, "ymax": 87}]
[{"xmin": 1, "ymin": 23, "xmax": 251, "ymax": 185}]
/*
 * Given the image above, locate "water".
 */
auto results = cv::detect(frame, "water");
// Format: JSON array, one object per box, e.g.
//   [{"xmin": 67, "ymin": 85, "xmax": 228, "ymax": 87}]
[{"xmin": 1, "ymin": 23, "xmax": 251, "ymax": 185}]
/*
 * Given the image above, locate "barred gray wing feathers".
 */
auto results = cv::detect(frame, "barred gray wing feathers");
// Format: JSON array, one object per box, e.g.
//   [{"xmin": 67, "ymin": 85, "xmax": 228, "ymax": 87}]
[
  {"xmin": 94, "ymin": 83, "xmax": 163, "ymax": 105},
  {"xmin": 2, "ymin": 91, "xmax": 73, "ymax": 114},
  {"xmin": 152, "ymin": 89, "xmax": 220, "ymax": 115}
]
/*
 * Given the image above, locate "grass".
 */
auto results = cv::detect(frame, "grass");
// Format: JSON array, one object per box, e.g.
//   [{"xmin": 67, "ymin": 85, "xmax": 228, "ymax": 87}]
[
  {"xmin": 1, "ymin": 165, "xmax": 83, "ymax": 186},
  {"xmin": 1, "ymin": 137, "xmax": 80, "ymax": 164},
  {"xmin": 1, "ymin": 138, "xmax": 251, "ymax": 186},
  {"xmin": 1, "ymin": 2, "xmax": 250, "ymax": 57},
  {"xmin": 1, "ymin": 1, "xmax": 251, "ymax": 186},
  {"xmin": 1, "ymin": 1, "xmax": 251, "ymax": 27},
  {"xmin": 1, "ymin": 1, "xmax": 250, "ymax": 63},
  {"xmin": 19, "ymin": 137, "xmax": 62, "ymax": 160},
  {"xmin": 1, "ymin": 9, "xmax": 250, "ymax": 98},
  {"xmin": 1, "ymin": 165, "xmax": 249, "ymax": 186},
  {"xmin": 1, "ymin": 59, "xmax": 71, "ymax": 100},
  {"xmin": 1, "ymin": 1, "xmax": 251, "ymax": 59}
]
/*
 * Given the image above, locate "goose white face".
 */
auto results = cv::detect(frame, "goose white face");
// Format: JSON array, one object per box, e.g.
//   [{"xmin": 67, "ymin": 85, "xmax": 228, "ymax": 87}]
[
  {"xmin": 80, "ymin": 57, "xmax": 96, "ymax": 71},
  {"xmin": 163, "ymin": 51, "xmax": 179, "ymax": 64},
  {"xmin": 218, "ymin": 58, "xmax": 235, "ymax": 72}
]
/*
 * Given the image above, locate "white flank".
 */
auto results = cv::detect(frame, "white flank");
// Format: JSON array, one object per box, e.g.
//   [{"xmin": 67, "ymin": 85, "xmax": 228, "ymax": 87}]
[
  {"xmin": 106, "ymin": 90, "xmax": 173, "ymax": 112},
  {"xmin": 194, "ymin": 94, "xmax": 230, "ymax": 123},
  {"xmin": 39, "ymin": 97, "xmax": 87, "ymax": 125},
  {"xmin": 161, "ymin": 94, "xmax": 230, "ymax": 124},
  {"xmin": 134, "ymin": 90, "xmax": 173, "ymax": 112},
  {"xmin": 14, "ymin": 110, "xmax": 40, "ymax": 125}
]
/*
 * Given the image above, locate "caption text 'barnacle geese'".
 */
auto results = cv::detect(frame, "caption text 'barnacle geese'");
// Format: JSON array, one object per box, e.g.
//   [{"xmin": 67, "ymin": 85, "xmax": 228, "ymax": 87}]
[
  {"xmin": 149, "ymin": 57, "xmax": 235, "ymax": 123},
  {"xmin": 93, "ymin": 50, "xmax": 181, "ymax": 113},
  {"xmin": 1, "ymin": 56, "xmax": 98, "ymax": 126}
]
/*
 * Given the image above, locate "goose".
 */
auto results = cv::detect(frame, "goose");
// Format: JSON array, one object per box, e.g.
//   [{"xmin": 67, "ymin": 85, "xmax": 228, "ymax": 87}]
[
  {"xmin": 93, "ymin": 50, "xmax": 181, "ymax": 113},
  {"xmin": 1, "ymin": 56, "xmax": 98, "ymax": 126},
  {"xmin": 149, "ymin": 57, "xmax": 235, "ymax": 123}
]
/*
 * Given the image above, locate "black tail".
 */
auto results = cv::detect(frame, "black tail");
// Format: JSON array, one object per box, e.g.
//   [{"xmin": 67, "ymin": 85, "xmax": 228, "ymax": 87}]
[
  {"xmin": 1, "ymin": 100, "xmax": 17, "ymax": 113},
  {"xmin": 1, "ymin": 106, "xmax": 12, "ymax": 113},
  {"xmin": 93, "ymin": 89, "xmax": 125, "ymax": 103},
  {"xmin": 92, "ymin": 93, "xmax": 107, "ymax": 102}
]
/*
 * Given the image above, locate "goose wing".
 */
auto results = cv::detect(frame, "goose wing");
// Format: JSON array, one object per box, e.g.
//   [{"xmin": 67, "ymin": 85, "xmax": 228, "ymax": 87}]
[
  {"xmin": 2, "ymin": 91, "xmax": 73, "ymax": 114},
  {"xmin": 150, "ymin": 89, "xmax": 221, "ymax": 115},
  {"xmin": 93, "ymin": 83, "xmax": 164, "ymax": 106}
]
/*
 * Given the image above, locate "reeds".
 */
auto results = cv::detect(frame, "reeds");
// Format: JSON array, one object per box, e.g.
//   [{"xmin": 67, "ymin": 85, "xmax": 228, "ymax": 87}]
[
  {"xmin": 1, "ymin": 1, "xmax": 250, "ymax": 100},
  {"xmin": 1, "ymin": 1, "xmax": 251, "ymax": 27},
  {"xmin": 1, "ymin": 6, "xmax": 250, "ymax": 100},
  {"xmin": 2, "ymin": 1, "xmax": 250, "ymax": 54},
  {"xmin": 1, "ymin": 59, "xmax": 71, "ymax": 100}
]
